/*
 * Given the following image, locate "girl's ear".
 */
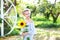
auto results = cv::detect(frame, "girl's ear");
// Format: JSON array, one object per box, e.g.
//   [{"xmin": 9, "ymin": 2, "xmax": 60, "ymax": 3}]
[{"xmin": 23, "ymin": 13, "xmax": 25, "ymax": 16}]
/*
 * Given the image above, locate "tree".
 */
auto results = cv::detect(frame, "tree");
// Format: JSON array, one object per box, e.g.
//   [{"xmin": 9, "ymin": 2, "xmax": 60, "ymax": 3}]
[
  {"xmin": 39, "ymin": 0, "xmax": 51, "ymax": 19},
  {"xmin": 39, "ymin": 0, "xmax": 60, "ymax": 23},
  {"xmin": 50, "ymin": 0, "xmax": 60, "ymax": 23}
]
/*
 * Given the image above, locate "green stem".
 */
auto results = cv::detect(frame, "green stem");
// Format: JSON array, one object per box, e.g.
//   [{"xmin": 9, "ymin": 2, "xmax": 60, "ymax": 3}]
[{"xmin": 27, "ymin": 37, "xmax": 30, "ymax": 40}]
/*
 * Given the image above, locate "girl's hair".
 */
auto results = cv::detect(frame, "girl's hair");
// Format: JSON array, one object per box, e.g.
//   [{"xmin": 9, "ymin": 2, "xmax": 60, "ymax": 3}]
[{"xmin": 22, "ymin": 8, "xmax": 31, "ymax": 15}]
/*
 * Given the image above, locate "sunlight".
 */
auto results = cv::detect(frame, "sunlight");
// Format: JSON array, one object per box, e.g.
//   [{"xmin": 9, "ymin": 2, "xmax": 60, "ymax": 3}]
[
  {"xmin": 22, "ymin": 0, "xmax": 38, "ymax": 4},
  {"xmin": 48, "ymin": 0, "xmax": 60, "ymax": 4},
  {"xmin": 22, "ymin": 0, "xmax": 60, "ymax": 4}
]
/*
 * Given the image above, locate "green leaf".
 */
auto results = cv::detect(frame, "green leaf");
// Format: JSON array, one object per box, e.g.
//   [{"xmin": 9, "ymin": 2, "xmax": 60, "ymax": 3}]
[{"xmin": 27, "ymin": 37, "xmax": 30, "ymax": 40}]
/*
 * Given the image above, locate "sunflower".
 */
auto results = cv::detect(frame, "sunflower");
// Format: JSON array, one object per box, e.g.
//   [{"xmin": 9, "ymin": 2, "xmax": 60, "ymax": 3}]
[{"xmin": 18, "ymin": 20, "xmax": 26, "ymax": 28}]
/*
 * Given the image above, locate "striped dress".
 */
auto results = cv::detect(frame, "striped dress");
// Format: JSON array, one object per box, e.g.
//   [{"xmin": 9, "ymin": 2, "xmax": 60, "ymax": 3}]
[{"xmin": 21, "ymin": 21, "xmax": 36, "ymax": 40}]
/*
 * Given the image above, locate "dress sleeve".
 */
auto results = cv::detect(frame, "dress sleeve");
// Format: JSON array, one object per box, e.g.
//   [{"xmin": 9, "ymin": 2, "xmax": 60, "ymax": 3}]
[{"xmin": 28, "ymin": 22, "xmax": 36, "ymax": 35}]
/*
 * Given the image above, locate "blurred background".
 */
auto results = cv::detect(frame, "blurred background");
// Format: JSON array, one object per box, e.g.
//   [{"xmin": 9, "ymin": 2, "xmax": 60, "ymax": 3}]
[{"xmin": 0, "ymin": 0, "xmax": 60, "ymax": 40}]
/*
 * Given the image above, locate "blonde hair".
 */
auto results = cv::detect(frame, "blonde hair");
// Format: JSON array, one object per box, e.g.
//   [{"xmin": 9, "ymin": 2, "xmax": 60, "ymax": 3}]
[{"xmin": 22, "ymin": 8, "xmax": 31, "ymax": 15}]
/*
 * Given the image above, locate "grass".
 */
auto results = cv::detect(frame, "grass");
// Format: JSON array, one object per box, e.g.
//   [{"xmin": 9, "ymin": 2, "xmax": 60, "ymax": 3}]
[{"xmin": 0, "ymin": 28, "xmax": 60, "ymax": 40}]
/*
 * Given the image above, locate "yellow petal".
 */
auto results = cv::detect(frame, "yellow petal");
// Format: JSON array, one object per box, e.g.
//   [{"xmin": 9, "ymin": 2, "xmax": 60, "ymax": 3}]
[{"xmin": 17, "ymin": 20, "xmax": 26, "ymax": 28}]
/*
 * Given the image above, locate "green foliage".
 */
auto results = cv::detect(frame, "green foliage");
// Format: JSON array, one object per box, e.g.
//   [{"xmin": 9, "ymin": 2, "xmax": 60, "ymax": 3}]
[
  {"xmin": 0, "ymin": 27, "xmax": 1, "ymax": 36},
  {"xmin": 27, "ymin": 37, "xmax": 30, "ymax": 40},
  {"xmin": 32, "ymin": 15, "xmax": 60, "ymax": 28},
  {"xmin": 4, "ymin": 20, "xmax": 11, "ymax": 35},
  {"xmin": 4, "ymin": 28, "xmax": 20, "ymax": 37},
  {"xmin": 0, "ymin": 22, "xmax": 11, "ymax": 36},
  {"xmin": 36, "ymin": 23, "xmax": 60, "ymax": 28},
  {"xmin": 36, "ymin": 0, "xmax": 60, "ymax": 23},
  {"xmin": 9, "ymin": 29, "xmax": 20, "ymax": 36},
  {"xmin": 4, "ymin": 26, "xmax": 11, "ymax": 35},
  {"xmin": 32, "ymin": 16, "xmax": 48, "ymax": 21},
  {"xmin": 0, "ymin": 18, "xmax": 2, "ymax": 23}
]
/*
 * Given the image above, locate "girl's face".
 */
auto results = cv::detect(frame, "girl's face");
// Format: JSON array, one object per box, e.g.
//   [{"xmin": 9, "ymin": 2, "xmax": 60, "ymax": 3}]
[{"xmin": 23, "ymin": 11, "xmax": 30, "ymax": 18}]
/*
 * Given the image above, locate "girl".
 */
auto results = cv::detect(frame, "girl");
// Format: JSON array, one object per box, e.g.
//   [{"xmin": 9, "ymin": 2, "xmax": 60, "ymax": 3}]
[{"xmin": 21, "ymin": 8, "xmax": 35, "ymax": 40}]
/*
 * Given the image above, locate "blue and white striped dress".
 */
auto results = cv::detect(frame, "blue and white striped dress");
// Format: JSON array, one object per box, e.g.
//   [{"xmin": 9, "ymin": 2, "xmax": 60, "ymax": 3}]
[{"xmin": 21, "ymin": 21, "xmax": 35, "ymax": 40}]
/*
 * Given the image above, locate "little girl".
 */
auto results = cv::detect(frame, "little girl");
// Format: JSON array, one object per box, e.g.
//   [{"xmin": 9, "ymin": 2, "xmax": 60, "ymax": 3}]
[{"xmin": 21, "ymin": 8, "xmax": 35, "ymax": 40}]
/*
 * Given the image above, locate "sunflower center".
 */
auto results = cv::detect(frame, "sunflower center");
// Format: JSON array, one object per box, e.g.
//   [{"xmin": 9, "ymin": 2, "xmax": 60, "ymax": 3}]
[{"xmin": 20, "ymin": 22, "xmax": 24, "ymax": 26}]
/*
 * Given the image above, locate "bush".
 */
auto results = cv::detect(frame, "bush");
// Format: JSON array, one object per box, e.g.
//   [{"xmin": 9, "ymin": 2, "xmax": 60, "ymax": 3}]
[
  {"xmin": 8, "ymin": 28, "xmax": 20, "ymax": 36},
  {"xmin": 0, "ymin": 22, "xmax": 11, "ymax": 37},
  {"xmin": 35, "ymin": 23, "xmax": 60, "ymax": 28},
  {"xmin": 0, "ymin": 18, "xmax": 2, "ymax": 23}
]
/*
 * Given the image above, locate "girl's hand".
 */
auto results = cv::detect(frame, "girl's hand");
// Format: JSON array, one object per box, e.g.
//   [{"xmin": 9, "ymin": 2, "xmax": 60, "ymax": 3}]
[{"xmin": 22, "ymin": 32, "xmax": 28, "ymax": 36}]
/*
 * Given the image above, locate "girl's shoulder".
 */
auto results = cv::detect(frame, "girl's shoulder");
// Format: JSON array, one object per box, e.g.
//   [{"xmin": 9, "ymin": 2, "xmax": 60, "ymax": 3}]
[
  {"xmin": 25, "ymin": 19, "xmax": 34, "ymax": 24},
  {"xmin": 30, "ymin": 19, "xmax": 34, "ymax": 23},
  {"xmin": 31, "ymin": 19, "xmax": 34, "ymax": 22}
]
